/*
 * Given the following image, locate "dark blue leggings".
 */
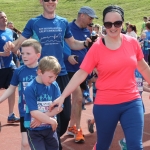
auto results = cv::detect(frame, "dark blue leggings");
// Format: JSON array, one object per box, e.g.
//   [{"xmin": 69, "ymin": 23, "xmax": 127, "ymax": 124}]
[{"xmin": 93, "ymin": 98, "xmax": 144, "ymax": 150}]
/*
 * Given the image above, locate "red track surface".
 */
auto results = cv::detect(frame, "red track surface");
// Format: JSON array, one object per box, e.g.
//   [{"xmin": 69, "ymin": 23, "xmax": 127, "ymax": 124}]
[{"xmin": 0, "ymin": 87, "xmax": 150, "ymax": 150}]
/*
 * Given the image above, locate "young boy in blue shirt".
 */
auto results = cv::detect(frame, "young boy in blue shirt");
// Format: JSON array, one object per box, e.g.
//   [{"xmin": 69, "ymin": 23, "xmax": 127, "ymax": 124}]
[
  {"xmin": 0, "ymin": 39, "xmax": 41, "ymax": 150},
  {"xmin": 24, "ymin": 56, "xmax": 63, "ymax": 150}
]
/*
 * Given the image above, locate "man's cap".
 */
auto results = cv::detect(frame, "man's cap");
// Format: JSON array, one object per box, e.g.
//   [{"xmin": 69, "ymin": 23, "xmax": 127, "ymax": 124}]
[{"xmin": 78, "ymin": 6, "xmax": 98, "ymax": 19}]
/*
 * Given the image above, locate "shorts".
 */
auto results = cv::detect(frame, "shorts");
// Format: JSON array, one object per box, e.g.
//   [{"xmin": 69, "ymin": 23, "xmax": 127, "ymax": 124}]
[
  {"xmin": 0, "ymin": 67, "xmax": 14, "ymax": 89},
  {"xmin": 27, "ymin": 128, "xmax": 59, "ymax": 150},
  {"xmin": 20, "ymin": 117, "xmax": 27, "ymax": 132},
  {"xmin": 68, "ymin": 72, "xmax": 87, "ymax": 90}
]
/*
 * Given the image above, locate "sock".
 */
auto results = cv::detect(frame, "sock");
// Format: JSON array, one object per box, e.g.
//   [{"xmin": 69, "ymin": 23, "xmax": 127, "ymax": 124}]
[
  {"xmin": 123, "ymin": 138, "xmax": 126, "ymax": 143},
  {"xmin": 8, "ymin": 113, "xmax": 14, "ymax": 117}
]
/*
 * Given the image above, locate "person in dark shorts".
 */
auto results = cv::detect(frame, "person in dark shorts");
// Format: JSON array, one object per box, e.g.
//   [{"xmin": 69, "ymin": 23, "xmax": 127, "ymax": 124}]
[
  {"xmin": 0, "ymin": 39, "xmax": 41, "ymax": 150},
  {"xmin": 0, "ymin": 11, "xmax": 19, "ymax": 123},
  {"xmin": 24, "ymin": 56, "xmax": 63, "ymax": 150},
  {"xmin": 63, "ymin": 6, "xmax": 98, "ymax": 143},
  {"xmin": 7, "ymin": 21, "xmax": 21, "ymax": 67}
]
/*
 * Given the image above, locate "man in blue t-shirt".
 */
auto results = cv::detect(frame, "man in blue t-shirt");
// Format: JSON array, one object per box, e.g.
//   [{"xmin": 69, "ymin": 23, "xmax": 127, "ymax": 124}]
[
  {"xmin": 0, "ymin": 11, "xmax": 19, "ymax": 123},
  {"xmin": 3, "ymin": 1, "xmax": 98, "ymax": 149},
  {"xmin": 63, "ymin": 6, "xmax": 98, "ymax": 143}
]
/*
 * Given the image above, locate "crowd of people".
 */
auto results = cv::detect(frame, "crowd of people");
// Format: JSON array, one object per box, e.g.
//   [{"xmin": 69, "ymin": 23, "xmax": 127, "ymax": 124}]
[{"xmin": 0, "ymin": 1, "xmax": 150, "ymax": 150}]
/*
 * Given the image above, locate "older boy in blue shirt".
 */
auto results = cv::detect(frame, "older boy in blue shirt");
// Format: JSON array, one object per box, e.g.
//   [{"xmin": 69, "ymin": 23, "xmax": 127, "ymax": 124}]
[{"xmin": 0, "ymin": 39, "xmax": 41, "ymax": 150}]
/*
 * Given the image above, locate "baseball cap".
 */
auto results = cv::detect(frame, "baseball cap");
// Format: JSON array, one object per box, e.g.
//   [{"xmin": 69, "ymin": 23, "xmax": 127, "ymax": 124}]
[{"xmin": 78, "ymin": 6, "xmax": 98, "ymax": 19}]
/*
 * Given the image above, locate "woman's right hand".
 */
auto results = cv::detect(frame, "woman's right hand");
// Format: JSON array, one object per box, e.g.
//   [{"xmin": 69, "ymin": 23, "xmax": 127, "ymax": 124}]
[{"xmin": 49, "ymin": 96, "xmax": 65, "ymax": 112}]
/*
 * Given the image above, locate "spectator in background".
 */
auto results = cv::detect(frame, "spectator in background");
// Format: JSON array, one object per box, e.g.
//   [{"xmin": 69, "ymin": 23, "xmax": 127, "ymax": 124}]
[
  {"xmin": 93, "ymin": 24, "xmax": 103, "ymax": 37},
  {"xmin": 87, "ymin": 23, "xmax": 94, "ymax": 33},
  {"xmin": 7, "ymin": 21, "xmax": 22, "ymax": 35},
  {"xmin": 7, "ymin": 21, "xmax": 20, "ymax": 67},
  {"xmin": 126, "ymin": 24, "xmax": 137, "ymax": 39},
  {"xmin": 140, "ymin": 16, "xmax": 148, "ymax": 35},
  {"xmin": 124, "ymin": 21, "xmax": 130, "ymax": 32},
  {"xmin": 101, "ymin": 25, "xmax": 107, "ymax": 35},
  {"xmin": 139, "ymin": 32, "xmax": 149, "ymax": 63},
  {"xmin": 145, "ymin": 22, "xmax": 150, "ymax": 66}
]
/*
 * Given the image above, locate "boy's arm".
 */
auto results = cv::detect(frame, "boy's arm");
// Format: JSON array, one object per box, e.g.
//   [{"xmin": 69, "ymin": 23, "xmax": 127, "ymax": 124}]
[
  {"xmin": 30, "ymin": 110, "xmax": 58, "ymax": 131},
  {"xmin": 0, "ymin": 85, "xmax": 16, "ymax": 103},
  {"xmin": 4, "ymin": 35, "xmax": 27, "ymax": 53},
  {"xmin": 30, "ymin": 107, "xmax": 63, "ymax": 128}
]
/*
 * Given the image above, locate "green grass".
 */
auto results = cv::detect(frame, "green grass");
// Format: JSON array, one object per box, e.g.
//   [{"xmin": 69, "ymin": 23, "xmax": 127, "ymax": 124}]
[{"xmin": 1, "ymin": 0, "xmax": 150, "ymax": 35}]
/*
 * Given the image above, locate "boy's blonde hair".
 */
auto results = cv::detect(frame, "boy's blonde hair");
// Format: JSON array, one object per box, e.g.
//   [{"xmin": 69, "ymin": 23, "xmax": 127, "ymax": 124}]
[
  {"xmin": 38, "ymin": 56, "xmax": 61, "ymax": 75},
  {"xmin": 21, "ymin": 39, "xmax": 41, "ymax": 54}
]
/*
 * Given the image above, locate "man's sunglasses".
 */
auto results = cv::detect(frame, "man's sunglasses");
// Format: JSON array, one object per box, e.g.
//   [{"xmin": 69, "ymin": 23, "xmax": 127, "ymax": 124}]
[
  {"xmin": 104, "ymin": 21, "xmax": 123, "ymax": 29},
  {"xmin": 43, "ymin": 0, "xmax": 56, "ymax": 2}
]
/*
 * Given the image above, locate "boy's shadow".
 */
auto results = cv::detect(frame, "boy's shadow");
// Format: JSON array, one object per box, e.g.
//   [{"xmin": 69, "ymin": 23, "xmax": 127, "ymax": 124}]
[{"xmin": 0, "ymin": 123, "xmax": 19, "ymax": 132}]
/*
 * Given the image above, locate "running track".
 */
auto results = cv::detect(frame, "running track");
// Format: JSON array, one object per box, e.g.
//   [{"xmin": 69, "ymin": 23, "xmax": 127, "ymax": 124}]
[{"xmin": 0, "ymin": 86, "xmax": 150, "ymax": 150}]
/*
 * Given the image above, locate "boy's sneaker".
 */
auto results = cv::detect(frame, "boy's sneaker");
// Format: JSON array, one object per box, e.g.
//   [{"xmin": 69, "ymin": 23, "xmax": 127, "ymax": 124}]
[
  {"xmin": 118, "ymin": 139, "xmax": 127, "ymax": 150},
  {"xmin": 67, "ymin": 125, "xmax": 77, "ymax": 136},
  {"xmin": 74, "ymin": 129, "xmax": 85, "ymax": 143},
  {"xmin": 87, "ymin": 119, "xmax": 94, "ymax": 133},
  {"xmin": 7, "ymin": 113, "xmax": 20, "ymax": 123}
]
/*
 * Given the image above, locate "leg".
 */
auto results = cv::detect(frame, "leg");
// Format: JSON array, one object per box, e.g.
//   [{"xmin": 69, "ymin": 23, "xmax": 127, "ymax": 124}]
[
  {"xmin": 120, "ymin": 99, "xmax": 144, "ymax": 150},
  {"xmin": 56, "ymin": 75, "xmax": 71, "ymax": 137},
  {"xmin": 56, "ymin": 75, "xmax": 71, "ymax": 150},
  {"xmin": 93, "ymin": 104, "xmax": 119, "ymax": 150},
  {"xmin": 27, "ymin": 129, "xmax": 45, "ymax": 150},
  {"xmin": 3, "ymin": 68, "xmax": 20, "ymax": 123},
  {"xmin": 68, "ymin": 85, "xmax": 85, "ymax": 143},
  {"xmin": 59, "ymin": 95, "xmax": 71, "ymax": 136},
  {"xmin": 7, "ymin": 91, "xmax": 20, "ymax": 123},
  {"xmin": 87, "ymin": 118, "xmax": 95, "ymax": 133},
  {"xmin": 67, "ymin": 72, "xmax": 85, "ymax": 143},
  {"xmin": 69, "ymin": 86, "xmax": 83, "ymax": 130},
  {"xmin": 45, "ymin": 130, "xmax": 59, "ymax": 150},
  {"xmin": 8, "ymin": 92, "xmax": 15, "ymax": 115},
  {"xmin": 20, "ymin": 117, "xmax": 30, "ymax": 150},
  {"xmin": 21, "ymin": 132, "xmax": 31, "ymax": 150}
]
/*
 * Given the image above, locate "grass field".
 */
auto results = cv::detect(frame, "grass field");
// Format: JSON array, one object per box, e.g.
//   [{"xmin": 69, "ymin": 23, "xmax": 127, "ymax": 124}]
[{"xmin": 1, "ymin": 0, "xmax": 150, "ymax": 35}]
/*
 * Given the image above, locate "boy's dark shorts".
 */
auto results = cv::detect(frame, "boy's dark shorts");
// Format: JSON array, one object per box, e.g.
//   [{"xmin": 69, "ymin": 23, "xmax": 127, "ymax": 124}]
[
  {"xmin": 68, "ymin": 72, "xmax": 87, "ymax": 91},
  {"xmin": 0, "ymin": 68, "xmax": 14, "ymax": 89},
  {"xmin": 27, "ymin": 128, "xmax": 59, "ymax": 150},
  {"xmin": 20, "ymin": 117, "xmax": 27, "ymax": 132}
]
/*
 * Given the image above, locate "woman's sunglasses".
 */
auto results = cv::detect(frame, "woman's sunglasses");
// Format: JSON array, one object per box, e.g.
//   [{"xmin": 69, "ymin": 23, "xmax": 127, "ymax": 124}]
[
  {"xmin": 43, "ymin": 0, "xmax": 56, "ymax": 2},
  {"xmin": 104, "ymin": 21, "xmax": 123, "ymax": 29}
]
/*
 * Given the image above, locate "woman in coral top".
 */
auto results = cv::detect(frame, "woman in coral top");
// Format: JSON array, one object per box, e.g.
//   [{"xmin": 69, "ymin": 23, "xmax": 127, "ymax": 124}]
[{"xmin": 51, "ymin": 5, "xmax": 150, "ymax": 150}]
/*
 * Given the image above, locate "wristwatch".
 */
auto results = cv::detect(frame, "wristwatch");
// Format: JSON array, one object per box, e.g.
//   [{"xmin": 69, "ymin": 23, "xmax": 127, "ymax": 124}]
[{"xmin": 83, "ymin": 41, "xmax": 88, "ymax": 48}]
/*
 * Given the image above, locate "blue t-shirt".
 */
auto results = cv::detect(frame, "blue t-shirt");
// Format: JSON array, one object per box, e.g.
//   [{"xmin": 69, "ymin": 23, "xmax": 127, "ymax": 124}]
[
  {"xmin": 24, "ymin": 79, "xmax": 61, "ymax": 130},
  {"xmin": 22, "ymin": 15, "xmax": 72, "ymax": 76},
  {"xmin": 0, "ymin": 28, "xmax": 15, "ymax": 68},
  {"xmin": 145, "ymin": 31, "xmax": 150, "ymax": 49},
  {"xmin": 142, "ymin": 39, "xmax": 149, "ymax": 55},
  {"xmin": 64, "ymin": 20, "xmax": 90, "ymax": 72},
  {"xmin": 10, "ymin": 65, "xmax": 38, "ymax": 117}
]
